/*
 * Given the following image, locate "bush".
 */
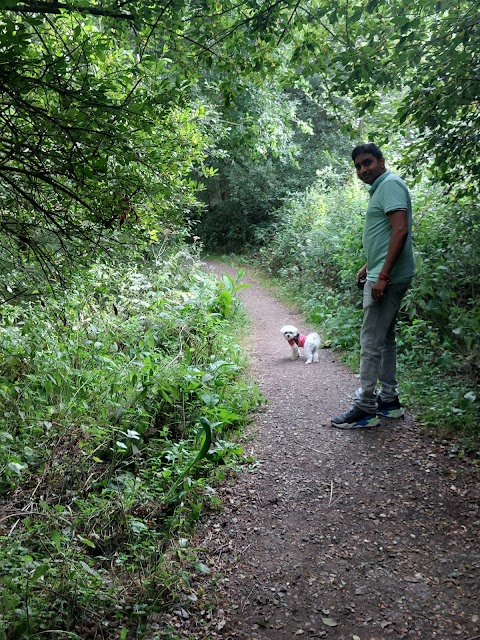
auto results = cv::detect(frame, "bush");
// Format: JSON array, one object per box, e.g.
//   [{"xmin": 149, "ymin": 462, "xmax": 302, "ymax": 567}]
[
  {"xmin": 258, "ymin": 175, "xmax": 480, "ymax": 445},
  {"xmin": 0, "ymin": 249, "xmax": 260, "ymax": 638}
]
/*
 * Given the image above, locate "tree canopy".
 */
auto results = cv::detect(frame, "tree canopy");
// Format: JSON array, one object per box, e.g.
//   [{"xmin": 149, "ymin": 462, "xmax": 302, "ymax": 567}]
[
  {"xmin": 1, "ymin": 0, "xmax": 478, "ymax": 280},
  {"xmin": 299, "ymin": 0, "xmax": 480, "ymax": 195},
  {"xmin": 1, "ymin": 4, "xmax": 208, "ymax": 282}
]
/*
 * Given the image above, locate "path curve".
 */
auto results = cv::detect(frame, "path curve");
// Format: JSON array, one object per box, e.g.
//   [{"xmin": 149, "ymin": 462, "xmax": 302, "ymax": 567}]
[{"xmin": 191, "ymin": 263, "xmax": 479, "ymax": 640}]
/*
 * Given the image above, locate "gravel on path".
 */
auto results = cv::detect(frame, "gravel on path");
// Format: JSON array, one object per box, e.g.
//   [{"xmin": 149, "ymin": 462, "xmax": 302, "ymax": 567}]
[{"xmin": 175, "ymin": 262, "xmax": 480, "ymax": 640}]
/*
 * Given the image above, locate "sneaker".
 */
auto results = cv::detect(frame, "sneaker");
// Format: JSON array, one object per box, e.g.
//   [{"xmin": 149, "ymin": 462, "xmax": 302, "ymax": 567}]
[
  {"xmin": 331, "ymin": 406, "xmax": 380, "ymax": 429},
  {"xmin": 376, "ymin": 397, "xmax": 405, "ymax": 418}
]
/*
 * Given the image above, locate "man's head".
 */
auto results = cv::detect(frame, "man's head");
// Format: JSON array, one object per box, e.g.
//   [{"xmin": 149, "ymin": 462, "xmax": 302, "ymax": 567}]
[{"xmin": 351, "ymin": 143, "xmax": 386, "ymax": 185}]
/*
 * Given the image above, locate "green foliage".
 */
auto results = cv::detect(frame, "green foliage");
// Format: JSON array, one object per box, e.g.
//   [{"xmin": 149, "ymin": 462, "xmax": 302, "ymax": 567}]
[
  {"xmin": 197, "ymin": 81, "xmax": 352, "ymax": 252},
  {"xmin": 291, "ymin": 0, "xmax": 480, "ymax": 195},
  {"xmin": 0, "ymin": 7, "xmax": 213, "ymax": 287},
  {"xmin": 397, "ymin": 181, "xmax": 480, "ymax": 382},
  {"xmin": 2, "ymin": 1, "xmax": 321, "ymax": 285},
  {"xmin": 0, "ymin": 250, "xmax": 261, "ymax": 637},
  {"xmin": 211, "ymin": 271, "xmax": 251, "ymax": 318},
  {"xmin": 260, "ymin": 177, "xmax": 366, "ymax": 292},
  {"xmin": 258, "ymin": 174, "xmax": 480, "ymax": 444},
  {"xmin": 3, "ymin": 0, "xmax": 477, "ymax": 291}
]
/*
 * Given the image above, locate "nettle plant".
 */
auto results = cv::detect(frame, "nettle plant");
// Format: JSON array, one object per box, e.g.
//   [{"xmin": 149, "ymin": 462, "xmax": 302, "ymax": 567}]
[{"xmin": 0, "ymin": 252, "xmax": 259, "ymax": 637}]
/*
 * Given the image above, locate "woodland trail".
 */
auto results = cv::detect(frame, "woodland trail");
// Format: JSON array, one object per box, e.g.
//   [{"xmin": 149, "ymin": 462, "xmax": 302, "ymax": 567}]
[{"xmin": 183, "ymin": 262, "xmax": 480, "ymax": 640}]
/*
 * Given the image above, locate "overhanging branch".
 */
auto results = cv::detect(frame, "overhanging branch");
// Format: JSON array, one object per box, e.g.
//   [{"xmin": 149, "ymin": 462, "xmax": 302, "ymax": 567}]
[{"xmin": 3, "ymin": 0, "xmax": 136, "ymax": 21}]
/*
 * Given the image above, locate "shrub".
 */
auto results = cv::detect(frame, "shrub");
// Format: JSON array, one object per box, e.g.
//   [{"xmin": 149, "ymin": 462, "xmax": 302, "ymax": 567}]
[
  {"xmin": 0, "ymin": 250, "xmax": 260, "ymax": 638},
  {"xmin": 258, "ymin": 175, "xmax": 480, "ymax": 444}
]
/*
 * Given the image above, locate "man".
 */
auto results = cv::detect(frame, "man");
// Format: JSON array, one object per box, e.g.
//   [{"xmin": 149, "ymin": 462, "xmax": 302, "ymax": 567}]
[{"xmin": 331, "ymin": 143, "xmax": 415, "ymax": 429}]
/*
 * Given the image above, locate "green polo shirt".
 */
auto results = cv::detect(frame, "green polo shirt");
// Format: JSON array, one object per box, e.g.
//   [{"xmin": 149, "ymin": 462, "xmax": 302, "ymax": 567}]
[{"xmin": 363, "ymin": 170, "xmax": 415, "ymax": 284}]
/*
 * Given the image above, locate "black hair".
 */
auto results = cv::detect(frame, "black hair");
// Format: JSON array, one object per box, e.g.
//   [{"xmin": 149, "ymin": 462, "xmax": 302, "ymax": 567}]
[{"xmin": 351, "ymin": 143, "xmax": 383, "ymax": 161}]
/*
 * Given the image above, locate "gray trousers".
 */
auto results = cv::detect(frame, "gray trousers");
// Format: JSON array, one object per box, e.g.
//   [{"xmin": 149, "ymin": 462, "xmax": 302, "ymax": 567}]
[{"xmin": 354, "ymin": 280, "xmax": 411, "ymax": 413}]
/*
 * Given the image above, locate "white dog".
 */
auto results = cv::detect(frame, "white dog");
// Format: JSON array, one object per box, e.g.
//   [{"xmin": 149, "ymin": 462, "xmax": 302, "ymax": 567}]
[{"xmin": 280, "ymin": 325, "xmax": 321, "ymax": 364}]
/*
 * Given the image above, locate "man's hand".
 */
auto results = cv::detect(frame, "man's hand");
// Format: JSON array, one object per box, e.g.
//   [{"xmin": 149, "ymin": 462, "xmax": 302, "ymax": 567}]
[
  {"xmin": 356, "ymin": 264, "xmax": 367, "ymax": 285},
  {"xmin": 372, "ymin": 278, "xmax": 388, "ymax": 301}
]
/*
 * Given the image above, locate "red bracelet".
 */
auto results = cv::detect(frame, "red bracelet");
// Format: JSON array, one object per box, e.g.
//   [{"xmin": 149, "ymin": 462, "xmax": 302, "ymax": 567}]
[{"xmin": 379, "ymin": 272, "xmax": 391, "ymax": 283}]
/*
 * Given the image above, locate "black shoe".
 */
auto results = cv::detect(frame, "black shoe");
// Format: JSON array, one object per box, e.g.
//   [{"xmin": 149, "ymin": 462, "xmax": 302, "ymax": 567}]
[
  {"xmin": 331, "ymin": 406, "xmax": 380, "ymax": 429},
  {"xmin": 376, "ymin": 397, "xmax": 404, "ymax": 418}
]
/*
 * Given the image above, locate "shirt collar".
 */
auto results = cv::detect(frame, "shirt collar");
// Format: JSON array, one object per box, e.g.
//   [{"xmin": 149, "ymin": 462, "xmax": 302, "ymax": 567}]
[{"xmin": 369, "ymin": 169, "xmax": 391, "ymax": 195}]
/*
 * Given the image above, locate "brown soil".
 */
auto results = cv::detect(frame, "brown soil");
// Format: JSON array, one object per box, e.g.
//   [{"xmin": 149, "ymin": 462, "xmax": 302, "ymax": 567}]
[{"xmin": 168, "ymin": 262, "xmax": 480, "ymax": 640}]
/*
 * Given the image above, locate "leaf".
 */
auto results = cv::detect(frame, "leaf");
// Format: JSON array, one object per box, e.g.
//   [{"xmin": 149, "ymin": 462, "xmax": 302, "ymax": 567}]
[
  {"xmin": 195, "ymin": 561, "xmax": 210, "ymax": 574},
  {"xmin": 31, "ymin": 563, "xmax": 49, "ymax": 583},
  {"xmin": 79, "ymin": 560, "xmax": 102, "ymax": 579},
  {"xmin": 112, "ymin": 407, "xmax": 126, "ymax": 423},
  {"xmin": 1, "ymin": 589, "xmax": 18, "ymax": 612},
  {"xmin": 198, "ymin": 391, "xmax": 219, "ymax": 407},
  {"xmin": 222, "ymin": 273, "xmax": 234, "ymax": 290},
  {"xmin": 51, "ymin": 530, "xmax": 61, "ymax": 552},
  {"xmin": 125, "ymin": 429, "xmax": 141, "ymax": 439},
  {"xmin": 7, "ymin": 462, "xmax": 26, "ymax": 474},
  {"xmin": 322, "ymin": 617, "xmax": 337, "ymax": 627},
  {"xmin": 77, "ymin": 535, "xmax": 96, "ymax": 548},
  {"xmin": 196, "ymin": 416, "xmax": 214, "ymax": 460}
]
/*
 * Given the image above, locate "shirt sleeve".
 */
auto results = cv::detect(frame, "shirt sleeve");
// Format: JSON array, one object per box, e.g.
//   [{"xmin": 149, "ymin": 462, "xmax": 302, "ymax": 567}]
[{"xmin": 381, "ymin": 179, "xmax": 409, "ymax": 215}]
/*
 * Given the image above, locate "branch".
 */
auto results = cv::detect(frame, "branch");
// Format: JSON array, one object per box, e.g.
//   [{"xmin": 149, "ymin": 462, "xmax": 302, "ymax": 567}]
[
  {"xmin": 208, "ymin": 0, "xmax": 290, "ymax": 48},
  {"xmin": 297, "ymin": 4, "xmax": 344, "ymax": 43},
  {"xmin": 0, "ymin": 289, "xmax": 30, "ymax": 305},
  {"xmin": 1, "ymin": 173, "xmax": 80, "ymax": 238},
  {"xmin": 139, "ymin": 0, "xmax": 175, "ymax": 62},
  {"xmin": 5, "ymin": 1, "xmax": 136, "ymax": 20},
  {"xmin": 277, "ymin": 0, "xmax": 301, "ymax": 46},
  {"xmin": 0, "ymin": 165, "xmax": 95, "ymax": 213}
]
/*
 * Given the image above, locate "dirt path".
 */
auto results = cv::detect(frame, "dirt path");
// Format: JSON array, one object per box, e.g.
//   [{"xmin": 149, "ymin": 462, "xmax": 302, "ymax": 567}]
[{"xmin": 185, "ymin": 263, "xmax": 480, "ymax": 640}]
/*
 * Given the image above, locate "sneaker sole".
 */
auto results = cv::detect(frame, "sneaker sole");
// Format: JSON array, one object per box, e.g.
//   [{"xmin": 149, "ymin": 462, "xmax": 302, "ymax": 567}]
[
  {"xmin": 377, "ymin": 408, "xmax": 405, "ymax": 418},
  {"xmin": 331, "ymin": 416, "xmax": 380, "ymax": 429}
]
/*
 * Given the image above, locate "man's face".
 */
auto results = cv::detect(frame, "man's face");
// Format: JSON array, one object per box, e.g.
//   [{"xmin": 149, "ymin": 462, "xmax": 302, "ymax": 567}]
[{"xmin": 353, "ymin": 153, "xmax": 386, "ymax": 185}]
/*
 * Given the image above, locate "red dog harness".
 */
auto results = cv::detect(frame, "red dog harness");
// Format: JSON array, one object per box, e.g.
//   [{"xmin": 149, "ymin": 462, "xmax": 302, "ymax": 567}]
[{"xmin": 289, "ymin": 333, "xmax": 306, "ymax": 348}]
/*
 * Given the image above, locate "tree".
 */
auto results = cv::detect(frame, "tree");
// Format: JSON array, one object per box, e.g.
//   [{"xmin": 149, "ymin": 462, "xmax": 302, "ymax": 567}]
[
  {"xmin": 290, "ymin": 0, "xmax": 480, "ymax": 195},
  {"xmin": 4, "ymin": 0, "xmax": 477, "ymax": 279},
  {"xmin": 196, "ymin": 76, "xmax": 352, "ymax": 251},
  {"xmin": 0, "ymin": 6, "xmax": 216, "ymax": 290},
  {"xmin": 0, "ymin": 0, "xmax": 327, "ymax": 287}
]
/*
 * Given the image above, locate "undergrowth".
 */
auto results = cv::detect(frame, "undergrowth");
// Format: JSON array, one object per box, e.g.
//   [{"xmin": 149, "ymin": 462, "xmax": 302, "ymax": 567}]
[
  {"xmin": 246, "ymin": 176, "xmax": 480, "ymax": 450},
  {"xmin": 0, "ymin": 250, "xmax": 260, "ymax": 639}
]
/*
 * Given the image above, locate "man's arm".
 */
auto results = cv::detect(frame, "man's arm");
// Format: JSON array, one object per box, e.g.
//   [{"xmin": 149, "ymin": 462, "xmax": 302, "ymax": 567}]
[
  {"xmin": 381, "ymin": 209, "xmax": 409, "ymax": 275},
  {"xmin": 371, "ymin": 209, "xmax": 409, "ymax": 300}
]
